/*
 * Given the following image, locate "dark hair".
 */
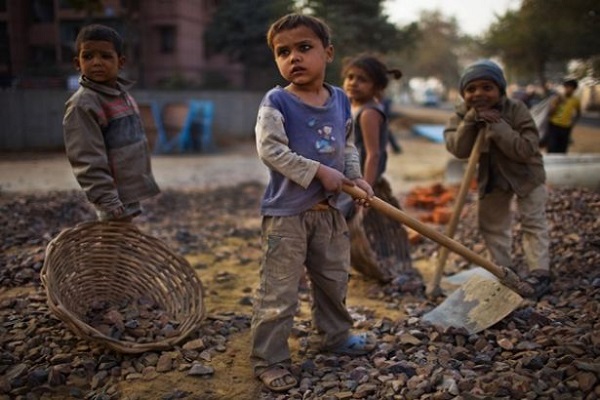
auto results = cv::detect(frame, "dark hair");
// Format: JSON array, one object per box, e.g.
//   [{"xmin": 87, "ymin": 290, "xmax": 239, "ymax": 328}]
[
  {"xmin": 563, "ymin": 78, "xmax": 578, "ymax": 89},
  {"xmin": 267, "ymin": 13, "xmax": 331, "ymax": 51},
  {"xmin": 75, "ymin": 24, "xmax": 124, "ymax": 56},
  {"xmin": 341, "ymin": 54, "xmax": 402, "ymax": 91}
]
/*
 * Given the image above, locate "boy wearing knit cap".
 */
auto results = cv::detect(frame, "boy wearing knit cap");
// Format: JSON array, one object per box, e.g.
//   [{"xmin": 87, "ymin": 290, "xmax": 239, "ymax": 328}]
[{"xmin": 444, "ymin": 59, "xmax": 551, "ymax": 298}]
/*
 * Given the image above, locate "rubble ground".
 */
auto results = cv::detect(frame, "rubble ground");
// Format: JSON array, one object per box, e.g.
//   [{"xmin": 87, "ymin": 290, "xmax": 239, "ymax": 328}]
[
  {"xmin": 1, "ymin": 124, "xmax": 599, "ymax": 400},
  {"xmin": 1, "ymin": 180, "xmax": 599, "ymax": 400}
]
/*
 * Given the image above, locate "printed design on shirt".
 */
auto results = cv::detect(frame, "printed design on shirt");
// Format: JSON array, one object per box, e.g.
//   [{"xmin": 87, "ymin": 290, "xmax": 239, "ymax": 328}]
[
  {"xmin": 309, "ymin": 117, "xmax": 337, "ymax": 154},
  {"xmin": 102, "ymin": 97, "xmax": 133, "ymax": 120}
]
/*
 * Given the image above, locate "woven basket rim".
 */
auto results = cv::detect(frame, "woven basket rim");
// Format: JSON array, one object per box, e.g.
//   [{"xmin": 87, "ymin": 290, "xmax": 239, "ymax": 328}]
[{"xmin": 41, "ymin": 221, "xmax": 205, "ymax": 354}]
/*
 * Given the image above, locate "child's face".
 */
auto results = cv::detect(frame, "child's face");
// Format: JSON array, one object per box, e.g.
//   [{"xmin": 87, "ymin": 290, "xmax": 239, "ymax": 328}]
[
  {"xmin": 463, "ymin": 79, "xmax": 501, "ymax": 110},
  {"xmin": 563, "ymin": 84, "xmax": 576, "ymax": 97},
  {"xmin": 271, "ymin": 25, "xmax": 333, "ymax": 89},
  {"xmin": 343, "ymin": 66, "xmax": 377, "ymax": 105},
  {"xmin": 74, "ymin": 40, "xmax": 124, "ymax": 87}
]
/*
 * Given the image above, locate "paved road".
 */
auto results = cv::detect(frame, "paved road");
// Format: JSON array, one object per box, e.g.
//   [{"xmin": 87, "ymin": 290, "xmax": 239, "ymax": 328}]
[
  {"xmin": 0, "ymin": 138, "xmax": 451, "ymax": 194},
  {"xmin": 0, "ymin": 144, "xmax": 268, "ymax": 193},
  {"xmin": 2, "ymin": 105, "xmax": 597, "ymax": 194},
  {"xmin": 398, "ymin": 104, "xmax": 600, "ymax": 127}
]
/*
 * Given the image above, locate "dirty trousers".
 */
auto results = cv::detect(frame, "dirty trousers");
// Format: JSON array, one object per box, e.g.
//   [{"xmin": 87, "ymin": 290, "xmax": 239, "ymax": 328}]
[
  {"xmin": 478, "ymin": 184, "xmax": 550, "ymax": 273},
  {"xmin": 250, "ymin": 209, "xmax": 353, "ymax": 375}
]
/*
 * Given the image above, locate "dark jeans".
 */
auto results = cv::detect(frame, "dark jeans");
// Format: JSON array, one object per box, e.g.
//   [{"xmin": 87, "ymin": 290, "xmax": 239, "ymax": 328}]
[{"xmin": 546, "ymin": 122, "xmax": 572, "ymax": 153}]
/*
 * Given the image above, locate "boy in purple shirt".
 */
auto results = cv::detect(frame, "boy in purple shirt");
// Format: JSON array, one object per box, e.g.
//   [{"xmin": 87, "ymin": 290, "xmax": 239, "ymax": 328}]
[{"xmin": 252, "ymin": 13, "xmax": 375, "ymax": 392}]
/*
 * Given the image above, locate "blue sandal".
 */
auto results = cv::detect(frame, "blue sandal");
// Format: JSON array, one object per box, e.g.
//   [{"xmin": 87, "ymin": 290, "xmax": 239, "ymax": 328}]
[{"xmin": 328, "ymin": 332, "xmax": 376, "ymax": 356}]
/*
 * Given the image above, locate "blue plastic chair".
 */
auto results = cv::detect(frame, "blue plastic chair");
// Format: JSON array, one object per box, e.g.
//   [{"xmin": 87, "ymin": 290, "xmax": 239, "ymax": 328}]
[
  {"xmin": 178, "ymin": 100, "xmax": 215, "ymax": 153},
  {"xmin": 147, "ymin": 100, "xmax": 215, "ymax": 154},
  {"xmin": 147, "ymin": 101, "xmax": 174, "ymax": 153}
]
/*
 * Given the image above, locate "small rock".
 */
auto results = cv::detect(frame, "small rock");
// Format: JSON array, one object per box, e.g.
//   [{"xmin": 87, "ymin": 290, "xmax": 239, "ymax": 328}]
[
  {"xmin": 353, "ymin": 383, "xmax": 377, "ymax": 398},
  {"xmin": 576, "ymin": 371, "xmax": 597, "ymax": 392},
  {"xmin": 188, "ymin": 363, "xmax": 214, "ymax": 377},
  {"xmin": 183, "ymin": 339, "xmax": 206, "ymax": 351},
  {"xmin": 141, "ymin": 353, "xmax": 159, "ymax": 367},
  {"xmin": 142, "ymin": 366, "xmax": 159, "ymax": 381},
  {"xmin": 125, "ymin": 372, "xmax": 143, "ymax": 381},
  {"xmin": 497, "ymin": 338, "xmax": 514, "ymax": 350},
  {"xmin": 398, "ymin": 333, "xmax": 422, "ymax": 346},
  {"xmin": 156, "ymin": 354, "xmax": 173, "ymax": 373},
  {"xmin": 91, "ymin": 370, "xmax": 108, "ymax": 390}
]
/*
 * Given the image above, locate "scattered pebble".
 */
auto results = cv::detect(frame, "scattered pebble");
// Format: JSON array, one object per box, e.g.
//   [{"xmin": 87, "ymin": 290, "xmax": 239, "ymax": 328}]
[{"xmin": 0, "ymin": 184, "xmax": 598, "ymax": 399}]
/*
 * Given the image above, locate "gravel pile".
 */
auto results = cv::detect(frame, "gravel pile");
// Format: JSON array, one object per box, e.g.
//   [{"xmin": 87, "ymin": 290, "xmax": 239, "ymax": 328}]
[{"xmin": 0, "ymin": 184, "xmax": 598, "ymax": 399}]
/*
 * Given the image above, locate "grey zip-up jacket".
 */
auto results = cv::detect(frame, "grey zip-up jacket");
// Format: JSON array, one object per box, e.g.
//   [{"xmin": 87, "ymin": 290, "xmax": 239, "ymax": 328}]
[
  {"xmin": 444, "ymin": 97, "xmax": 546, "ymax": 198},
  {"xmin": 63, "ymin": 76, "xmax": 160, "ymax": 213}
]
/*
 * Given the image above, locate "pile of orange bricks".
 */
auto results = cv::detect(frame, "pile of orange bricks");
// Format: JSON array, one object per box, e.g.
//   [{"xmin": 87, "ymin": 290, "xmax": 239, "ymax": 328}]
[
  {"xmin": 401, "ymin": 183, "xmax": 465, "ymax": 245},
  {"xmin": 404, "ymin": 183, "xmax": 458, "ymax": 225}
]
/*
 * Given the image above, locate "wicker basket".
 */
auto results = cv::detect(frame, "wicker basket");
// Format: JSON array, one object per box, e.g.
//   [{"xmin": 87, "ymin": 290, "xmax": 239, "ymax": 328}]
[{"xmin": 40, "ymin": 221, "xmax": 205, "ymax": 354}]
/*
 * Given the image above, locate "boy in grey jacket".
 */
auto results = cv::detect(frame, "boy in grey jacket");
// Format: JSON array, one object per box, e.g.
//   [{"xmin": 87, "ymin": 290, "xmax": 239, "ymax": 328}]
[
  {"xmin": 63, "ymin": 24, "xmax": 159, "ymax": 221},
  {"xmin": 444, "ymin": 60, "xmax": 550, "ymax": 298}
]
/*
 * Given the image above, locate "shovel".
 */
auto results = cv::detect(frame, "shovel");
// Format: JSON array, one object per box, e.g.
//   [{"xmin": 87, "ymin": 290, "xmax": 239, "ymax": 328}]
[
  {"xmin": 421, "ymin": 273, "xmax": 523, "ymax": 334},
  {"xmin": 342, "ymin": 184, "xmax": 532, "ymax": 331},
  {"xmin": 426, "ymin": 132, "xmax": 484, "ymax": 298}
]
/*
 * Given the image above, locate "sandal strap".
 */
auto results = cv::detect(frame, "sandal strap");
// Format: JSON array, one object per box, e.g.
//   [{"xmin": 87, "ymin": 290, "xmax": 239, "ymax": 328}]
[
  {"xmin": 259, "ymin": 365, "xmax": 292, "ymax": 383},
  {"xmin": 258, "ymin": 365, "xmax": 297, "ymax": 392}
]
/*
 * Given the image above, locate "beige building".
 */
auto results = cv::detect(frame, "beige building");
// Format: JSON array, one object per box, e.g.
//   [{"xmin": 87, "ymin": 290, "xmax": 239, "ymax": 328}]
[{"xmin": 0, "ymin": 0, "xmax": 243, "ymax": 89}]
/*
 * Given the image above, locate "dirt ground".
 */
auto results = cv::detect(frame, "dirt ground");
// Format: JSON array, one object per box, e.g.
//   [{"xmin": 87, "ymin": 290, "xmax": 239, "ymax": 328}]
[
  {"xmin": 1, "ymin": 110, "xmax": 598, "ymax": 193},
  {"xmin": 1, "ymin": 115, "xmax": 599, "ymax": 400},
  {"xmin": 1, "ymin": 125, "xmax": 444, "ymax": 399},
  {"xmin": 0, "ymin": 128, "xmax": 451, "ymax": 195}
]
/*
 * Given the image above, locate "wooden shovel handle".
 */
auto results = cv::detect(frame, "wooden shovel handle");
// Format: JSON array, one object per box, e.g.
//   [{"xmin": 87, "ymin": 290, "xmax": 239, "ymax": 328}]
[
  {"xmin": 431, "ymin": 132, "xmax": 485, "ymax": 291},
  {"xmin": 342, "ymin": 184, "xmax": 533, "ymax": 297}
]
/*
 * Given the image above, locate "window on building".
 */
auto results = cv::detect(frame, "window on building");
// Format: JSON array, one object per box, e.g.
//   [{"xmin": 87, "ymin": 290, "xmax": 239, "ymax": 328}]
[
  {"xmin": 30, "ymin": 46, "xmax": 57, "ymax": 69},
  {"xmin": 60, "ymin": 22, "xmax": 82, "ymax": 62},
  {"xmin": 203, "ymin": 0, "xmax": 218, "ymax": 12},
  {"xmin": 0, "ymin": 22, "xmax": 9, "ymax": 65},
  {"xmin": 159, "ymin": 26, "xmax": 176, "ymax": 54},
  {"xmin": 58, "ymin": 0, "xmax": 72, "ymax": 9},
  {"xmin": 31, "ymin": 0, "xmax": 55, "ymax": 23}
]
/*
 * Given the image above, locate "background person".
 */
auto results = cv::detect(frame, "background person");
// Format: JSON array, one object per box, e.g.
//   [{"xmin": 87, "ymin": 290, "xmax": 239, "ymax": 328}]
[
  {"xmin": 546, "ymin": 78, "xmax": 581, "ymax": 153},
  {"xmin": 63, "ymin": 24, "xmax": 160, "ymax": 221},
  {"xmin": 443, "ymin": 60, "xmax": 551, "ymax": 299}
]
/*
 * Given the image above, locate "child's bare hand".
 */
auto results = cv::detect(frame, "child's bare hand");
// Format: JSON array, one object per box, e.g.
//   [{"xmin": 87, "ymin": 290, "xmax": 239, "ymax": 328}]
[
  {"xmin": 477, "ymin": 108, "xmax": 502, "ymax": 123},
  {"xmin": 316, "ymin": 164, "xmax": 353, "ymax": 193},
  {"xmin": 352, "ymin": 178, "xmax": 374, "ymax": 207},
  {"xmin": 110, "ymin": 205, "xmax": 125, "ymax": 218}
]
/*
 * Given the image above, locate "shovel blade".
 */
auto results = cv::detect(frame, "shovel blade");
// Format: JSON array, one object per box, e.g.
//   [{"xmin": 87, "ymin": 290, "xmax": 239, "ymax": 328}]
[{"xmin": 422, "ymin": 275, "xmax": 523, "ymax": 334}]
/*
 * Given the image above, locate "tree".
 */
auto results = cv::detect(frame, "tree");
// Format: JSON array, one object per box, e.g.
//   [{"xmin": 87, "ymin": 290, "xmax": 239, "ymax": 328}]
[
  {"xmin": 409, "ymin": 10, "xmax": 463, "ymax": 88},
  {"xmin": 297, "ymin": 0, "xmax": 417, "ymax": 84},
  {"xmin": 204, "ymin": 0, "xmax": 294, "ymax": 89},
  {"xmin": 484, "ymin": 0, "xmax": 600, "ymax": 88},
  {"xmin": 384, "ymin": 9, "xmax": 475, "ymax": 99},
  {"xmin": 65, "ymin": 0, "xmax": 104, "ymax": 22}
]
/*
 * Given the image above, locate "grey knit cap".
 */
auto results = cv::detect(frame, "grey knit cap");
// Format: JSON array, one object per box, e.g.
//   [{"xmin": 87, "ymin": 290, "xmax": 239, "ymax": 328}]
[{"xmin": 459, "ymin": 59, "xmax": 507, "ymax": 96}]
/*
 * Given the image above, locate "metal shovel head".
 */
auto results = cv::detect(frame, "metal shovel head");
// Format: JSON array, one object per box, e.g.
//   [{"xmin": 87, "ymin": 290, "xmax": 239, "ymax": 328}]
[{"xmin": 422, "ymin": 274, "xmax": 523, "ymax": 334}]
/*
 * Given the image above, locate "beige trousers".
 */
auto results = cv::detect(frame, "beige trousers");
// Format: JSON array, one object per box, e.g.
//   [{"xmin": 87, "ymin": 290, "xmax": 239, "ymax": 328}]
[
  {"xmin": 478, "ymin": 184, "xmax": 550, "ymax": 273},
  {"xmin": 250, "ymin": 209, "xmax": 353, "ymax": 375}
]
